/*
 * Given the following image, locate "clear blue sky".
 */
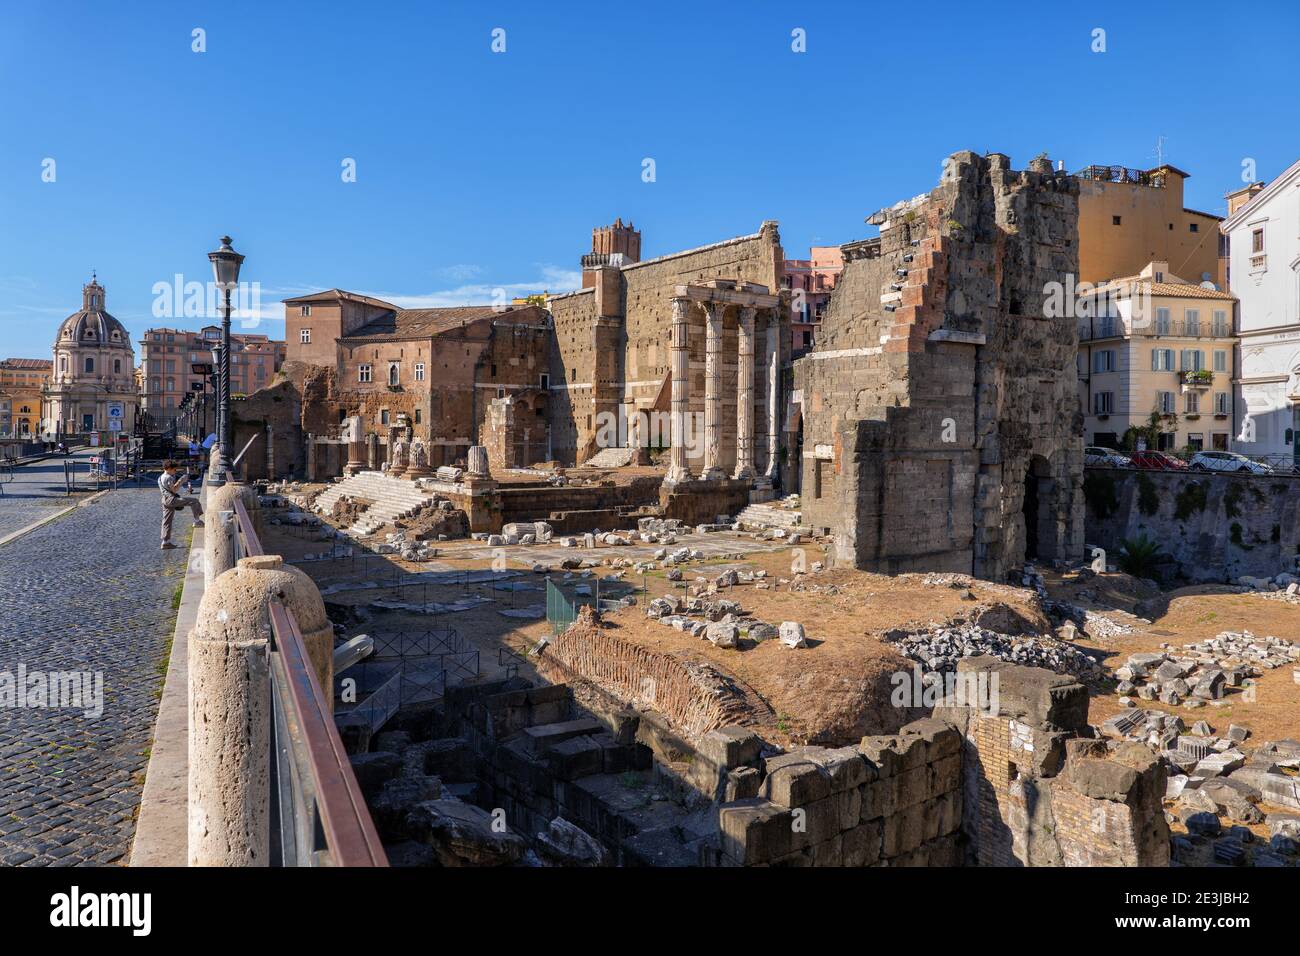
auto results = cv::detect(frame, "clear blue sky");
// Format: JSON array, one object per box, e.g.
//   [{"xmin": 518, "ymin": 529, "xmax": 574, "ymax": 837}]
[{"xmin": 1, "ymin": 0, "xmax": 1297, "ymax": 358}]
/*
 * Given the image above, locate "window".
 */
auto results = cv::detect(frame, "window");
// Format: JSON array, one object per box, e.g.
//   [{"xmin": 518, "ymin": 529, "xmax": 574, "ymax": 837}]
[
  {"xmin": 1157, "ymin": 391, "xmax": 1175, "ymax": 414},
  {"xmin": 1112, "ymin": 215, "xmax": 1122, "ymax": 226},
  {"xmin": 1185, "ymin": 392, "xmax": 1199, "ymax": 414},
  {"xmin": 1187, "ymin": 433, "xmax": 1204, "ymax": 451},
  {"xmin": 1214, "ymin": 392, "xmax": 1229, "ymax": 415},
  {"xmin": 388, "ymin": 364, "xmax": 399, "ymax": 386},
  {"xmin": 358, "ymin": 364, "xmax": 372, "ymax": 383},
  {"xmin": 1155, "ymin": 308, "xmax": 1171, "ymax": 335},
  {"xmin": 1093, "ymin": 391, "xmax": 1114, "ymax": 415},
  {"xmin": 1092, "ymin": 349, "xmax": 1115, "ymax": 373},
  {"xmin": 490, "ymin": 364, "xmax": 497, "ymax": 377},
  {"xmin": 1252, "ymin": 228, "xmax": 1265, "ymax": 254},
  {"xmin": 1214, "ymin": 350, "xmax": 1227, "ymax": 373},
  {"xmin": 414, "ymin": 409, "xmax": 421, "ymax": 424},
  {"xmin": 1189, "ymin": 223, "xmax": 1199, "ymax": 233},
  {"xmin": 113, "ymin": 359, "xmax": 121, "ymax": 374},
  {"xmin": 59, "ymin": 357, "xmax": 66, "ymax": 373},
  {"xmin": 84, "ymin": 357, "xmax": 94, "ymax": 373},
  {"xmin": 300, "ymin": 305, "xmax": 312, "ymax": 316},
  {"xmin": 1151, "ymin": 348, "xmax": 1174, "ymax": 371},
  {"xmin": 497, "ymin": 387, "xmax": 506, "ymax": 399},
  {"xmin": 1180, "ymin": 349, "xmax": 1204, "ymax": 372},
  {"xmin": 380, "ymin": 409, "xmax": 389, "ymax": 425},
  {"xmin": 1212, "ymin": 310, "xmax": 1229, "ymax": 336},
  {"xmin": 1185, "ymin": 309, "xmax": 1200, "ymax": 336},
  {"xmin": 300, "ymin": 328, "xmax": 311, "ymax": 344},
  {"xmin": 539, "ymin": 373, "xmax": 549, "ymax": 390},
  {"xmin": 415, "ymin": 363, "xmax": 425, "ymax": 382}
]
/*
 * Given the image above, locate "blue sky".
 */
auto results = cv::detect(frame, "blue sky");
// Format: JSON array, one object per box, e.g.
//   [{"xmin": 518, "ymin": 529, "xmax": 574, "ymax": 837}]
[{"xmin": 1, "ymin": 0, "xmax": 1297, "ymax": 358}]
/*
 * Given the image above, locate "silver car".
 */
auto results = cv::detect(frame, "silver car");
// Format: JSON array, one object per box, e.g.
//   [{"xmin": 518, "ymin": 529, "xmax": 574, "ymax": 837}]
[
  {"xmin": 1084, "ymin": 446, "xmax": 1132, "ymax": 468},
  {"xmin": 1188, "ymin": 450, "xmax": 1272, "ymax": 475}
]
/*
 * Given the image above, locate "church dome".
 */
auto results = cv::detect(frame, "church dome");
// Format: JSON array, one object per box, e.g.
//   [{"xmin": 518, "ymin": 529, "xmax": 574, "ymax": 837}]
[{"xmin": 54, "ymin": 275, "xmax": 132, "ymax": 350}]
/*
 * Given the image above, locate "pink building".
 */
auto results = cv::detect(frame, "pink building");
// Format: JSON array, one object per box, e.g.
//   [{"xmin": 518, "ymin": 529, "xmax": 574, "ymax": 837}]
[{"xmin": 782, "ymin": 245, "xmax": 843, "ymax": 356}]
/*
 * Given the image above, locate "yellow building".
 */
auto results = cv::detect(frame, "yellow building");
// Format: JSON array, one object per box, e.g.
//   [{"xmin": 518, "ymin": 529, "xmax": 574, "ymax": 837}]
[
  {"xmin": 1076, "ymin": 164, "xmax": 1223, "ymax": 286},
  {"xmin": 1078, "ymin": 262, "xmax": 1237, "ymax": 453},
  {"xmin": 0, "ymin": 357, "xmax": 52, "ymax": 436}
]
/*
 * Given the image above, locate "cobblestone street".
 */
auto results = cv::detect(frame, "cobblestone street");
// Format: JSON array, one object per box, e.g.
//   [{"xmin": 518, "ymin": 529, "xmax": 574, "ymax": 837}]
[
  {"xmin": 0, "ymin": 450, "xmax": 95, "ymax": 540},
  {"xmin": 0, "ymin": 480, "xmax": 191, "ymax": 866}
]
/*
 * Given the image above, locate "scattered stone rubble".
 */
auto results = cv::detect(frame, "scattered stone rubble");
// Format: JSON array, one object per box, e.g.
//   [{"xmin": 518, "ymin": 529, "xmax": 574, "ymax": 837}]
[
  {"xmin": 1111, "ymin": 631, "xmax": 1299, "ymax": 709},
  {"xmin": 645, "ymin": 594, "xmax": 801, "ymax": 650},
  {"xmin": 1100, "ymin": 707, "xmax": 1300, "ymax": 866},
  {"xmin": 882, "ymin": 621, "xmax": 1104, "ymax": 680}
]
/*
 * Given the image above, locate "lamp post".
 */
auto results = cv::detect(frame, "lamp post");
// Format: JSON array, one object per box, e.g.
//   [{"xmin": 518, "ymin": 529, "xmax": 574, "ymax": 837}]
[{"xmin": 206, "ymin": 236, "xmax": 244, "ymax": 485}]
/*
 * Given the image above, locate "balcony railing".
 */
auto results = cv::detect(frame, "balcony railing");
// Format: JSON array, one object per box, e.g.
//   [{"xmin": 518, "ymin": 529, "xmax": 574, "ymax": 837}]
[
  {"xmin": 1081, "ymin": 318, "xmax": 1233, "ymax": 340},
  {"xmin": 231, "ymin": 497, "xmax": 388, "ymax": 867}
]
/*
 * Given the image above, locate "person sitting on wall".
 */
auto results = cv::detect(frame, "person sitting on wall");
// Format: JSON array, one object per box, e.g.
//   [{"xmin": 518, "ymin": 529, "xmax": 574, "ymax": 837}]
[{"xmin": 159, "ymin": 459, "xmax": 204, "ymax": 550}]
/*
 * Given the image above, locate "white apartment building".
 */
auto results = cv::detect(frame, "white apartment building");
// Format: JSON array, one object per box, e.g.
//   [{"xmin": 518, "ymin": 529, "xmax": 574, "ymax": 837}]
[{"xmin": 1222, "ymin": 158, "xmax": 1300, "ymax": 463}]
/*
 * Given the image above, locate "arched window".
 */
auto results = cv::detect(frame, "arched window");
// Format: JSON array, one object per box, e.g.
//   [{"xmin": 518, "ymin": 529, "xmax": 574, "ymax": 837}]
[
  {"xmin": 114, "ymin": 359, "xmax": 122, "ymax": 374},
  {"xmin": 84, "ymin": 357, "xmax": 94, "ymax": 373},
  {"xmin": 389, "ymin": 364, "xmax": 399, "ymax": 386},
  {"xmin": 59, "ymin": 356, "xmax": 67, "ymax": 373}
]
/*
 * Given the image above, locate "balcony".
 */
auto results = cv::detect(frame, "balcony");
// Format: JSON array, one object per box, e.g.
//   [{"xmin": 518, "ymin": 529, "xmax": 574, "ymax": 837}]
[{"xmin": 1181, "ymin": 369, "xmax": 1214, "ymax": 389}]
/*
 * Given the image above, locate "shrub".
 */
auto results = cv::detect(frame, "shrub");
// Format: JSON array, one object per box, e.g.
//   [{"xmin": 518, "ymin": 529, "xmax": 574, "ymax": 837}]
[{"xmin": 1117, "ymin": 533, "xmax": 1164, "ymax": 579}]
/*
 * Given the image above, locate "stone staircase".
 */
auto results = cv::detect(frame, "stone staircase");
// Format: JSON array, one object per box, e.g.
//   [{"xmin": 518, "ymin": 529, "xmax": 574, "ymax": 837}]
[
  {"xmin": 735, "ymin": 502, "xmax": 810, "ymax": 535},
  {"xmin": 313, "ymin": 471, "xmax": 437, "ymax": 536},
  {"xmin": 583, "ymin": 446, "xmax": 636, "ymax": 468}
]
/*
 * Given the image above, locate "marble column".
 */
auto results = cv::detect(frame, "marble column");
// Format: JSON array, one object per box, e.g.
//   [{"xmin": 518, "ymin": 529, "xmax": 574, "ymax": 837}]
[
  {"xmin": 762, "ymin": 310, "xmax": 780, "ymax": 484},
  {"xmin": 734, "ymin": 307, "xmax": 756, "ymax": 480},
  {"xmin": 700, "ymin": 300, "xmax": 726, "ymax": 480},
  {"xmin": 666, "ymin": 297, "xmax": 692, "ymax": 483}
]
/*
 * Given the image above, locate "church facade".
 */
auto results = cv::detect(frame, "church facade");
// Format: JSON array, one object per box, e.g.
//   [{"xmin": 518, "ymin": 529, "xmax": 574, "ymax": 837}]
[{"xmin": 43, "ymin": 276, "xmax": 140, "ymax": 437}]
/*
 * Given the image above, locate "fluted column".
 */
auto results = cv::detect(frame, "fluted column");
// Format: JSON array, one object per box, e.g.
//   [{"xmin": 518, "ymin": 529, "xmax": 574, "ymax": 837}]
[
  {"xmin": 701, "ymin": 301, "xmax": 726, "ymax": 480},
  {"xmin": 666, "ymin": 297, "xmax": 692, "ymax": 483},
  {"xmin": 762, "ymin": 309, "xmax": 780, "ymax": 482},
  {"xmin": 734, "ymin": 307, "xmax": 756, "ymax": 480}
]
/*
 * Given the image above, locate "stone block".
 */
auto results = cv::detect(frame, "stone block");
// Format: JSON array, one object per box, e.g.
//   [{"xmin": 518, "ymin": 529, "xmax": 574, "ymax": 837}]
[
  {"xmin": 718, "ymin": 799, "xmax": 795, "ymax": 865},
  {"xmin": 762, "ymin": 750, "xmax": 833, "ymax": 807}
]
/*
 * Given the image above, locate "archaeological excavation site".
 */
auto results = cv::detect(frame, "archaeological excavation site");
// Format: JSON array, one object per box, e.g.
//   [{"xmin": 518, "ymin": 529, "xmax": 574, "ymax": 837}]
[{"xmin": 167, "ymin": 151, "xmax": 1300, "ymax": 874}]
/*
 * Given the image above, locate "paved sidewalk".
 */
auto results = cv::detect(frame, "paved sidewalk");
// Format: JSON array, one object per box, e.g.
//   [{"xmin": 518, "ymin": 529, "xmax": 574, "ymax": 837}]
[{"xmin": 0, "ymin": 484, "xmax": 194, "ymax": 866}]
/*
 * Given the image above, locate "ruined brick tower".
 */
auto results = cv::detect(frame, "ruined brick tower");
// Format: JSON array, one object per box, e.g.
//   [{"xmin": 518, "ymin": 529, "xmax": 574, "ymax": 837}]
[
  {"xmin": 582, "ymin": 218, "xmax": 641, "ymax": 288},
  {"xmin": 794, "ymin": 151, "xmax": 1085, "ymax": 580}
]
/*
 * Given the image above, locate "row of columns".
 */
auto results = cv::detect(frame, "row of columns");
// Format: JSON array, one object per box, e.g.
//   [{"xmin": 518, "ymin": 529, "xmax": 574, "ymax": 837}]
[{"xmin": 667, "ymin": 296, "xmax": 779, "ymax": 485}]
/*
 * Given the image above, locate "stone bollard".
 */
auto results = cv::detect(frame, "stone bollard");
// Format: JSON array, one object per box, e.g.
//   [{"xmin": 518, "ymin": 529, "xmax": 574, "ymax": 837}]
[
  {"xmin": 203, "ymin": 482, "xmax": 260, "ymax": 588},
  {"xmin": 188, "ymin": 554, "xmax": 336, "ymax": 866}
]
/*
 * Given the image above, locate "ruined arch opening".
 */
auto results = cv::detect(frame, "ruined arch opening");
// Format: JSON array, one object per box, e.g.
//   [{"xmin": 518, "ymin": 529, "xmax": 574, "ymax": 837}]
[{"xmin": 1022, "ymin": 454, "xmax": 1057, "ymax": 563}]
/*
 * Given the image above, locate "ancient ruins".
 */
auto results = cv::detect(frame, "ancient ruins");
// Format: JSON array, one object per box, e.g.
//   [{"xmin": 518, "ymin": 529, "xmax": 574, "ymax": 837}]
[{"xmin": 181, "ymin": 152, "xmax": 1300, "ymax": 870}]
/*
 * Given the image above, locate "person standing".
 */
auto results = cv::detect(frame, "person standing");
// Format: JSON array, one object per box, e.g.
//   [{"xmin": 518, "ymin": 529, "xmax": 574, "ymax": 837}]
[{"xmin": 159, "ymin": 459, "xmax": 204, "ymax": 550}]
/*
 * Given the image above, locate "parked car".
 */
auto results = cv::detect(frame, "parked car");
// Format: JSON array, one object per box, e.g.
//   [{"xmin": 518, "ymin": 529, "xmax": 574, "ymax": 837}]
[
  {"xmin": 1188, "ymin": 450, "xmax": 1273, "ymax": 475},
  {"xmin": 1084, "ymin": 446, "xmax": 1132, "ymax": 468},
  {"xmin": 1129, "ymin": 450, "xmax": 1188, "ymax": 471}
]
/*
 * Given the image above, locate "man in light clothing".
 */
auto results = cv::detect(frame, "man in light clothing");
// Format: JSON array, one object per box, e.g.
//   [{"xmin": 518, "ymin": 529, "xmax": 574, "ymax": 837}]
[{"xmin": 159, "ymin": 459, "xmax": 204, "ymax": 550}]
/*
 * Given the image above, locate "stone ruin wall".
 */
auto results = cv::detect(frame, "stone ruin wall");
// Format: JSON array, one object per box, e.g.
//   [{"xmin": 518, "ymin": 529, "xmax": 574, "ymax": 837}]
[
  {"xmin": 1084, "ymin": 467, "xmax": 1300, "ymax": 583},
  {"xmin": 547, "ymin": 224, "xmax": 786, "ymax": 468},
  {"xmin": 795, "ymin": 151, "xmax": 1084, "ymax": 581},
  {"xmin": 711, "ymin": 657, "xmax": 1168, "ymax": 867},
  {"xmin": 537, "ymin": 614, "xmax": 754, "ymax": 739}
]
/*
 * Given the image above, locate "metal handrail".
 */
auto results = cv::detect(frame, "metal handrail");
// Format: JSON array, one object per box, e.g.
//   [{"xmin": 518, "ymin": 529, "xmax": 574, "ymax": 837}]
[{"xmin": 230, "ymin": 495, "xmax": 387, "ymax": 867}]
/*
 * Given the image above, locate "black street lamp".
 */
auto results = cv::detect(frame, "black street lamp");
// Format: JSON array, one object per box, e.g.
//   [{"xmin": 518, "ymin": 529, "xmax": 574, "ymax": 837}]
[{"xmin": 206, "ymin": 235, "xmax": 244, "ymax": 485}]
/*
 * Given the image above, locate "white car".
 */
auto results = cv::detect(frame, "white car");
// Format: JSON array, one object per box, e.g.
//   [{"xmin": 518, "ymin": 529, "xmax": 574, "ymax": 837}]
[
  {"xmin": 1188, "ymin": 451, "xmax": 1272, "ymax": 475},
  {"xmin": 1084, "ymin": 446, "xmax": 1132, "ymax": 468}
]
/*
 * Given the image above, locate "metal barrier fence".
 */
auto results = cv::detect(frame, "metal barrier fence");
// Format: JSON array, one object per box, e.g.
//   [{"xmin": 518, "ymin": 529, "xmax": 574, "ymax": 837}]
[{"xmin": 231, "ymin": 497, "xmax": 387, "ymax": 867}]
